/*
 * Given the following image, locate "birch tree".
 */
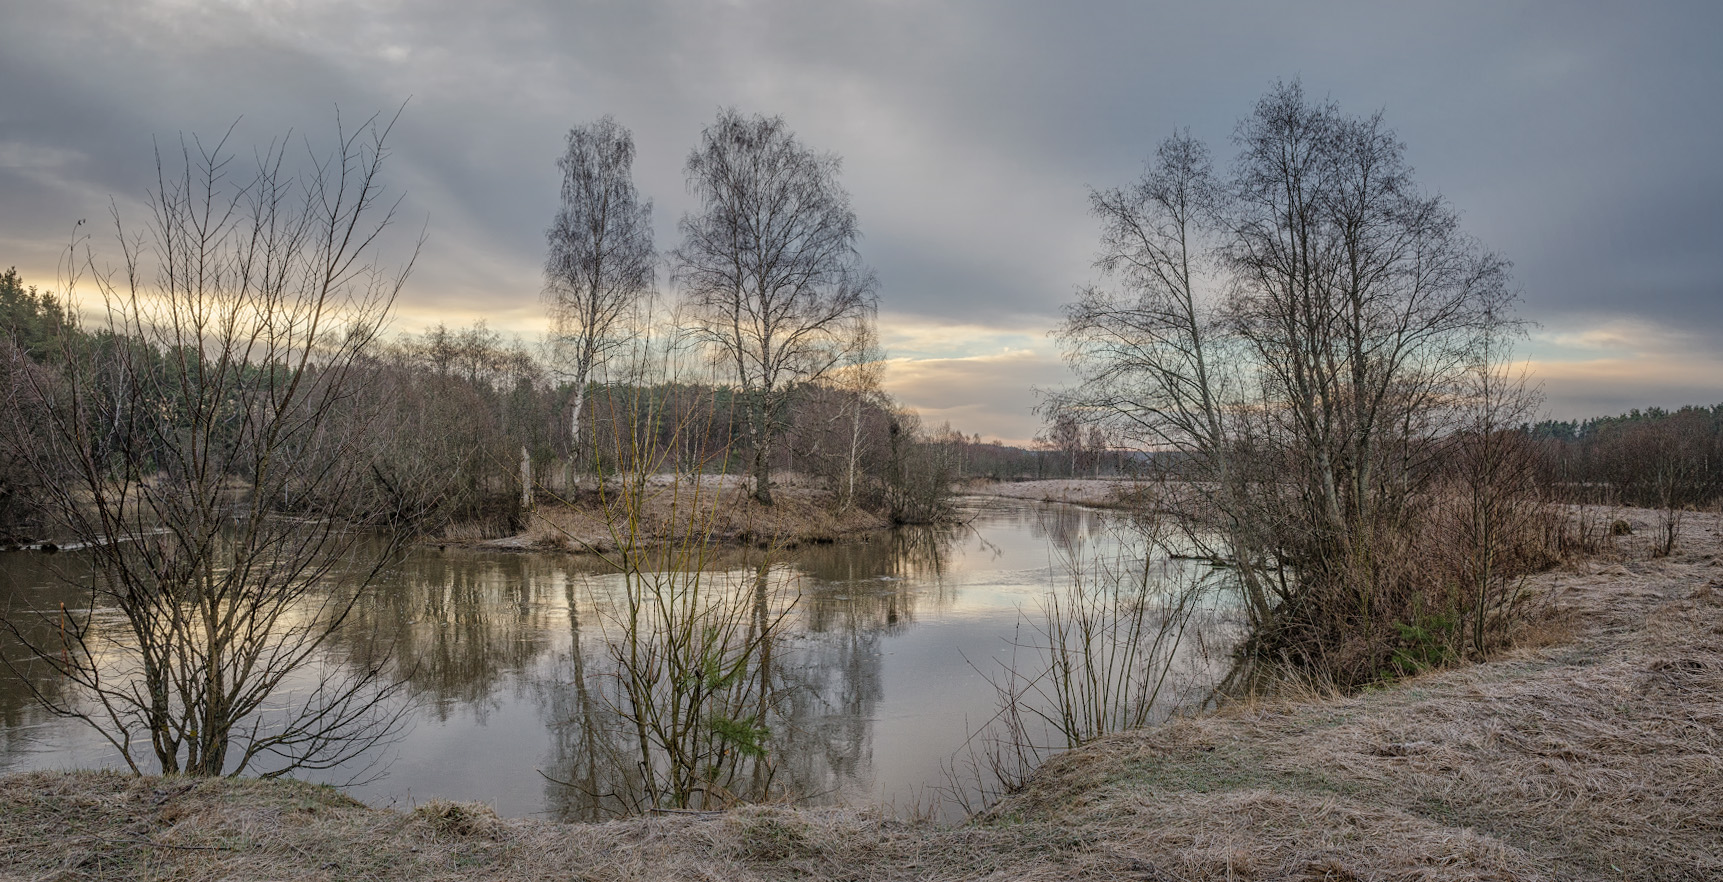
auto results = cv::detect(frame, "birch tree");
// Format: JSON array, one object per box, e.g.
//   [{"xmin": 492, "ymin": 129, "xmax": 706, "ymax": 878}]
[
  {"xmin": 675, "ymin": 109, "xmax": 876, "ymax": 505},
  {"xmin": 544, "ymin": 116, "xmax": 655, "ymax": 477},
  {"xmin": 1053, "ymin": 82, "xmax": 1520, "ymax": 685}
]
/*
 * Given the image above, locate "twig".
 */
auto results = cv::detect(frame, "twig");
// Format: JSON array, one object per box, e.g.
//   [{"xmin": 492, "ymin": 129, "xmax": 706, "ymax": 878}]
[
  {"xmin": 152, "ymin": 782, "xmax": 198, "ymax": 805},
  {"xmin": 105, "ymin": 835, "xmax": 238, "ymax": 852}
]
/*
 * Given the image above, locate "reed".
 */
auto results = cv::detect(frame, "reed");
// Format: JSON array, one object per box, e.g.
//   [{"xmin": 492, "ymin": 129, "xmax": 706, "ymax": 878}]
[{"xmin": 950, "ymin": 518, "xmax": 1214, "ymax": 812}]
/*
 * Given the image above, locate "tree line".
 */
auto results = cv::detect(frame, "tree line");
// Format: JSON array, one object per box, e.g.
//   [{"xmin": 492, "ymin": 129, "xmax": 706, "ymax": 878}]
[
  {"xmin": 1530, "ymin": 405, "xmax": 1723, "ymax": 554},
  {"xmin": 0, "ymin": 275, "xmax": 979, "ymax": 543}
]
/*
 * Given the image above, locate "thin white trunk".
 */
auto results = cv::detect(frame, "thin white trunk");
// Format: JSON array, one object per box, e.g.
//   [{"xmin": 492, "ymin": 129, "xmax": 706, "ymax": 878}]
[
  {"xmin": 569, "ymin": 382, "xmax": 588, "ymax": 473},
  {"xmin": 521, "ymin": 444, "xmax": 533, "ymax": 511},
  {"xmin": 844, "ymin": 390, "xmax": 863, "ymax": 511}
]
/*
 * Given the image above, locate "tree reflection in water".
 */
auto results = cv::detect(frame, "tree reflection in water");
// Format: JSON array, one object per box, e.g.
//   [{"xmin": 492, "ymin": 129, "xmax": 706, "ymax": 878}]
[
  {"xmin": 335, "ymin": 549, "xmax": 568, "ymax": 721},
  {"xmin": 0, "ymin": 499, "xmax": 1229, "ymax": 819},
  {"xmin": 540, "ymin": 520, "xmax": 958, "ymax": 819},
  {"xmin": 0, "ymin": 554, "xmax": 95, "ymax": 761}
]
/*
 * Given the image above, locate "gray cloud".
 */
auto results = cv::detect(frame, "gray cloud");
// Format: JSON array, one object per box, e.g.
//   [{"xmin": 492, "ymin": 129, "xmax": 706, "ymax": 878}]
[{"xmin": 3, "ymin": 0, "xmax": 1721, "ymax": 435}]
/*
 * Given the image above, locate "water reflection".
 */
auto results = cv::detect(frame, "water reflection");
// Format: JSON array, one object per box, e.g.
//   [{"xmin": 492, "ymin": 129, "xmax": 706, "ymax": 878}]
[
  {"xmin": 0, "ymin": 497, "xmax": 1223, "ymax": 819},
  {"xmin": 0, "ymin": 555, "xmax": 101, "ymax": 763},
  {"xmin": 334, "ymin": 551, "xmax": 572, "ymax": 720},
  {"xmin": 535, "ymin": 532, "xmax": 943, "ymax": 820}
]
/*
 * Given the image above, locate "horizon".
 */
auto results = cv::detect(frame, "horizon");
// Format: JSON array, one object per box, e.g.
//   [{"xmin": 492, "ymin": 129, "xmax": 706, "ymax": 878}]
[{"xmin": 4, "ymin": 1, "xmax": 1720, "ymax": 446}]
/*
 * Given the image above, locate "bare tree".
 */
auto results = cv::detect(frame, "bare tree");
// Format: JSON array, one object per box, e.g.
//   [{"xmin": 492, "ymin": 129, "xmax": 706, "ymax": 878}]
[
  {"xmin": 1054, "ymin": 82, "xmax": 1525, "ymax": 687},
  {"xmin": 835, "ymin": 320, "xmax": 886, "ymax": 511},
  {"xmin": 1228, "ymin": 84, "xmax": 1510, "ymax": 568},
  {"xmin": 783, "ymin": 317, "xmax": 888, "ymax": 512},
  {"xmin": 1047, "ymin": 131, "xmax": 1282, "ymax": 616},
  {"xmin": 675, "ymin": 109, "xmax": 877, "ymax": 505},
  {"xmin": 544, "ymin": 116, "xmax": 656, "ymax": 478},
  {"xmin": 1449, "ymin": 322, "xmax": 1545, "ymax": 656},
  {"xmin": 1, "ymin": 114, "xmax": 416, "ymax": 777}
]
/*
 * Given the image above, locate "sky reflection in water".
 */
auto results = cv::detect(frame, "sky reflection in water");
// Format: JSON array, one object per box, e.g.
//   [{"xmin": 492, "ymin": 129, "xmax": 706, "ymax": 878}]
[{"xmin": 0, "ymin": 497, "xmax": 1229, "ymax": 820}]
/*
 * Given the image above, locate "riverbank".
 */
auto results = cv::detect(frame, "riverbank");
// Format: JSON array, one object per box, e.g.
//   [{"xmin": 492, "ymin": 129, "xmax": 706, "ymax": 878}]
[
  {"xmin": 961, "ymin": 477, "xmax": 1139, "ymax": 508},
  {"xmin": 462, "ymin": 474, "xmax": 892, "ymax": 554},
  {"xmin": 496, "ymin": 478, "xmax": 1134, "ymax": 554},
  {"xmin": 4, "ymin": 511, "xmax": 1717, "ymax": 880},
  {"xmin": 466, "ymin": 477, "xmax": 1136, "ymax": 555}
]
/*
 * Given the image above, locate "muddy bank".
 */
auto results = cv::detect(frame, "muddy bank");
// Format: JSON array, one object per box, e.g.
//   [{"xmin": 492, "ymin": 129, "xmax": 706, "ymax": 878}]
[
  {"xmin": 5, "ymin": 517, "xmax": 1718, "ymax": 880},
  {"xmin": 435, "ymin": 477, "xmax": 1136, "ymax": 554},
  {"xmin": 488, "ymin": 477, "xmax": 1136, "ymax": 555}
]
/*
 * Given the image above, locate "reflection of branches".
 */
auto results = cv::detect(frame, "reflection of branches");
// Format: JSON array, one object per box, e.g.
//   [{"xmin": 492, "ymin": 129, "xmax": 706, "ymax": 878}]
[
  {"xmin": 540, "ymin": 482, "xmax": 941, "ymax": 817},
  {"xmin": 887, "ymin": 523, "xmax": 956, "ymax": 583},
  {"xmin": 540, "ymin": 576, "xmax": 638, "ymax": 820},
  {"xmin": 537, "ymin": 561, "xmax": 795, "ymax": 815},
  {"xmin": 949, "ymin": 523, "xmax": 1225, "ymax": 815},
  {"xmin": 540, "ymin": 554, "xmax": 904, "ymax": 819},
  {"xmin": 1030, "ymin": 503, "xmax": 1113, "ymax": 560},
  {"xmin": 331, "ymin": 549, "xmax": 564, "ymax": 723},
  {"xmin": 770, "ymin": 620, "xmax": 881, "ymax": 803}
]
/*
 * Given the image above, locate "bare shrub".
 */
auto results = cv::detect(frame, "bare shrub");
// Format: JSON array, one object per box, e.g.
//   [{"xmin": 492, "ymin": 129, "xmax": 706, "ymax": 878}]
[
  {"xmin": 1, "ymin": 115, "xmax": 415, "ymax": 777},
  {"xmin": 1050, "ymin": 82, "xmax": 1552, "ymax": 691},
  {"xmin": 538, "ymin": 344, "xmax": 794, "ymax": 813},
  {"xmin": 951, "ymin": 516, "xmax": 1213, "ymax": 811}
]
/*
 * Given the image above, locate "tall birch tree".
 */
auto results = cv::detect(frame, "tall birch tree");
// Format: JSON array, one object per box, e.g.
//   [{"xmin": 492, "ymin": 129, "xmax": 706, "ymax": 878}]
[
  {"xmin": 544, "ymin": 116, "xmax": 655, "ymax": 477},
  {"xmin": 675, "ymin": 109, "xmax": 876, "ymax": 505}
]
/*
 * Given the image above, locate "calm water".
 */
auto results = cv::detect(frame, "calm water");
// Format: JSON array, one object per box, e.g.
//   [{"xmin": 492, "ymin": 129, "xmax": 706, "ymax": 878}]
[{"xmin": 0, "ymin": 497, "xmax": 1230, "ymax": 819}]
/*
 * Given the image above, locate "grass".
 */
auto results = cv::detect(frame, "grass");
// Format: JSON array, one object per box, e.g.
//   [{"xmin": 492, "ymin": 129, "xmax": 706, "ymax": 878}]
[
  {"xmin": 989, "ymin": 541, "xmax": 1723, "ymax": 880},
  {"xmin": 3, "ymin": 514, "xmax": 1719, "ymax": 880},
  {"xmin": 514, "ymin": 478, "xmax": 889, "ymax": 554}
]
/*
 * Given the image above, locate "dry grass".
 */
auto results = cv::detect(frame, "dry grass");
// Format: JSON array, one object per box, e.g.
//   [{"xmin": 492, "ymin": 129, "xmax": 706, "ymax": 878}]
[
  {"xmin": 5, "ymin": 510, "xmax": 1718, "ymax": 881},
  {"xmin": 474, "ymin": 475, "xmax": 888, "ymax": 554},
  {"xmin": 0, "ymin": 771, "xmax": 1115, "ymax": 881},
  {"xmin": 991, "ymin": 531, "xmax": 1723, "ymax": 880},
  {"xmin": 964, "ymin": 479, "xmax": 1138, "ymax": 508}
]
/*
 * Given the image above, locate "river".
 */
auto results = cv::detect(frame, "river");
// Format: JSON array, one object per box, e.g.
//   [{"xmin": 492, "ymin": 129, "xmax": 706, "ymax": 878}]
[{"xmin": 0, "ymin": 496, "xmax": 1234, "ymax": 820}]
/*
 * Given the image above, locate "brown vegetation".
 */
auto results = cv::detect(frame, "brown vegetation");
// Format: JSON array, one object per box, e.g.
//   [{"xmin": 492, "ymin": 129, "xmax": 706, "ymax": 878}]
[
  {"xmin": 4, "ymin": 508, "xmax": 1716, "ymax": 880},
  {"xmin": 471, "ymin": 475, "xmax": 889, "ymax": 554},
  {"xmin": 962, "ymin": 478, "xmax": 1140, "ymax": 508}
]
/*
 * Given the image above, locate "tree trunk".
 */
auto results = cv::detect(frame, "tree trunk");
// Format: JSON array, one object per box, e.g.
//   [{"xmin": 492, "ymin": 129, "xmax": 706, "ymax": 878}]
[
  {"xmin": 521, "ymin": 445, "xmax": 534, "ymax": 512},
  {"xmin": 750, "ymin": 390, "xmax": 774, "ymax": 506},
  {"xmin": 569, "ymin": 382, "xmax": 587, "ymax": 470},
  {"xmin": 844, "ymin": 390, "xmax": 863, "ymax": 511},
  {"xmin": 752, "ymin": 434, "xmax": 774, "ymax": 506}
]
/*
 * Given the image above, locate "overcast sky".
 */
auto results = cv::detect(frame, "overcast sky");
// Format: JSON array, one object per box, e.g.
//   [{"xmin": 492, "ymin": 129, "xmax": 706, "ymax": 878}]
[{"xmin": 3, "ymin": 1, "xmax": 1719, "ymax": 442}]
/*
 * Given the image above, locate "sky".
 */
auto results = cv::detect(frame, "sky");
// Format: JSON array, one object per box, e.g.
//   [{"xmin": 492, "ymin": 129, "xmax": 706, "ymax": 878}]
[{"xmin": 2, "ymin": 0, "xmax": 1720, "ymax": 443}]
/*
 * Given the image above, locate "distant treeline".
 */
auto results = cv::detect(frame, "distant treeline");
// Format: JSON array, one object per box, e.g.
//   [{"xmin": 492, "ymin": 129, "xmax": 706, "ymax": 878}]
[
  {"xmin": 1, "ymin": 268, "xmax": 1025, "ymax": 542},
  {"xmin": 1529, "ymin": 405, "xmax": 1723, "ymax": 510}
]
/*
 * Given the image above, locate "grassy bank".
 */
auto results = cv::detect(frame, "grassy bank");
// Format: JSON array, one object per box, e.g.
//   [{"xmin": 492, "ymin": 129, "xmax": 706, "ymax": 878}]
[
  {"xmin": 960, "ymin": 478, "xmax": 1140, "ymax": 509},
  {"xmin": 5, "ymin": 516, "xmax": 1719, "ymax": 880},
  {"xmin": 459, "ymin": 475, "xmax": 892, "ymax": 554}
]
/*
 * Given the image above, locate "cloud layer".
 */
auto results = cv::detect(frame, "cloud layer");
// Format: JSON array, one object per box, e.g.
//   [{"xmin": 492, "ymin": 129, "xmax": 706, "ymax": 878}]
[{"xmin": 3, "ymin": 1, "xmax": 1720, "ymax": 436}]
